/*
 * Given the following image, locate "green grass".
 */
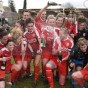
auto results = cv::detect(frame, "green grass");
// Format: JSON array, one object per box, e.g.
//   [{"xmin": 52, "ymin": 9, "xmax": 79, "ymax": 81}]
[
  {"xmin": 15, "ymin": 74, "xmax": 70, "ymax": 88},
  {"xmin": 5, "ymin": 60, "xmax": 70, "ymax": 88}
]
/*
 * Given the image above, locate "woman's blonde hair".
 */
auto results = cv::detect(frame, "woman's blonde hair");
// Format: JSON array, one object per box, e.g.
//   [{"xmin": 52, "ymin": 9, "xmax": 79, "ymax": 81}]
[
  {"xmin": 11, "ymin": 27, "xmax": 23, "ymax": 36},
  {"xmin": 11, "ymin": 27, "xmax": 23, "ymax": 43},
  {"xmin": 60, "ymin": 27, "xmax": 69, "ymax": 34},
  {"xmin": 77, "ymin": 38, "xmax": 88, "ymax": 47},
  {"xmin": 46, "ymin": 15, "xmax": 56, "ymax": 23}
]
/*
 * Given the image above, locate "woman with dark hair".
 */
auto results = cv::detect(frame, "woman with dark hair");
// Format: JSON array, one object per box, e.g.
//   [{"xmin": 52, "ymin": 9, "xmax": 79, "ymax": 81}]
[
  {"xmin": 0, "ymin": 29, "xmax": 8, "ymax": 48},
  {"xmin": 23, "ymin": 18, "xmax": 41, "ymax": 88},
  {"xmin": 0, "ymin": 32, "xmax": 9, "ymax": 87},
  {"xmin": 0, "ymin": 40, "xmax": 14, "ymax": 87},
  {"xmin": 14, "ymin": 20, "xmax": 25, "ymax": 32}
]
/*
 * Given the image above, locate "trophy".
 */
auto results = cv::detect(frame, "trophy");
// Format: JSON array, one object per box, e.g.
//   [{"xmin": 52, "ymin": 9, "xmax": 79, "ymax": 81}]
[{"xmin": 48, "ymin": 1, "xmax": 62, "ymax": 6}]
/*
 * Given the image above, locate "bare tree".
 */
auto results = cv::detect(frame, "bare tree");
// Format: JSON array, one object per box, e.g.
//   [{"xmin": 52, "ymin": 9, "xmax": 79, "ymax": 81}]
[
  {"xmin": 8, "ymin": 0, "xmax": 17, "ymax": 12},
  {"xmin": 64, "ymin": 2, "xmax": 74, "ymax": 9},
  {"xmin": 23, "ymin": 0, "xmax": 27, "ymax": 9}
]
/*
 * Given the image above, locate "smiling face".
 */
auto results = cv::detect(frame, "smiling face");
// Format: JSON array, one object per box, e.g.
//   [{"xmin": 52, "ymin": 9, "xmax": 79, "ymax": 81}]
[
  {"xmin": 26, "ymin": 23, "xmax": 34, "ymax": 31},
  {"xmin": 40, "ymin": 11, "xmax": 47, "ymax": 21},
  {"xmin": 1, "ymin": 35, "xmax": 8, "ymax": 45},
  {"xmin": 47, "ymin": 18, "xmax": 56, "ymax": 27},
  {"xmin": 6, "ymin": 41, "xmax": 14, "ymax": 52},
  {"xmin": 56, "ymin": 17, "xmax": 64, "ymax": 27}
]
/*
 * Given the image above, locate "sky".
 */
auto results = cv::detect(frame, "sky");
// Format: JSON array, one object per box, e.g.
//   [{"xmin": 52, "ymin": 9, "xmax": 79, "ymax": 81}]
[{"xmin": 2, "ymin": 0, "xmax": 88, "ymax": 12}]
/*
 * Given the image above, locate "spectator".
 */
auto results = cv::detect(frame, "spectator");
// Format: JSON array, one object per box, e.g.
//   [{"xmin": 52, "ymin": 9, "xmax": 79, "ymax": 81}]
[
  {"xmin": 69, "ymin": 38, "xmax": 88, "ymax": 88},
  {"xmin": 22, "ymin": 10, "xmax": 31, "ymax": 21},
  {"xmin": 74, "ymin": 17, "xmax": 88, "ymax": 44},
  {"xmin": 0, "ymin": 15, "xmax": 7, "ymax": 26}
]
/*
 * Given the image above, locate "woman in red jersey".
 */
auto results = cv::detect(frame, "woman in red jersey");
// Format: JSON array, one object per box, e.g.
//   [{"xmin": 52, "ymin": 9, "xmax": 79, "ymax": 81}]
[
  {"xmin": 41, "ymin": 15, "xmax": 56, "ymax": 82},
  {"xmin": 0, "ymin": 41, "xmax": 14, "ymax": 88},
  {"xmin": 23, "ymin": 18, "xmax": 42, "ymax": 87},
  {"xmin": 0, "ymin": 39, "xmax": 22, "ymax": 86},
  {"xmin": 46, "ymin": 28, "xmax": 73, "ymax": 88}
]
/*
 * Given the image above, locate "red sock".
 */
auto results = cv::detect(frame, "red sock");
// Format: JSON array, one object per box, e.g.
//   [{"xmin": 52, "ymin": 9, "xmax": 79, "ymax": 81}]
[
  {"xmin": 15, "ymin": 71, "xmax": 20, "ymax": 81},
  {"xmin": 42, "ymin": 62, "xmax": 44, "ymax": 74},
  {"xmin": 43, "ymin": 66, "xmax": 46, "ymax": 77},
  {"xmin": 8, "ymin": 70, "xmax": 18, "ymax": 82},
  {"xmin": 26, "ymin": 63, "xmax": 30, "ymax": 76},
  {"xmin": 34, "ymin": 66, "xmax": 40, "ymax": 81},
  {"xmin": 46, "ymin": 67, "xmax": 54, "ymax": 88},
  {"xmin": 18, "ymin": 69, "xmax": 26, "ymax": 78}
]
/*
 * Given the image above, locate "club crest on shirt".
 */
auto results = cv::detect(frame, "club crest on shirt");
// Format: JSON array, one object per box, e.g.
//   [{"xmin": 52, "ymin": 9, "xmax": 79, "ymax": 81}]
[
  {"xmin": 32, "ymin": 34, "xmax": 35, "ymax": 37},
  {"xmin": 5, "ymin": 54, "xmax": 8, "ymax": 56},
  {"xmin": 66, "ymin": 42, "xmax": 69, "ymax": 47}
]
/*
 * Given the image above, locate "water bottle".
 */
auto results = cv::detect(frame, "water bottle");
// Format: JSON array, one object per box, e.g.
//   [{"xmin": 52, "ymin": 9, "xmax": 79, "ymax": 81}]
[
  {"xmin": 1, "ymin": 61, "xmax": 6, "ymax": 71},
  {"xmin": 41, "ymin": 32, "xmax": 46, "ymax": 49},
  {"xmin": 58, "ymin": 51, "xmax": 62, "ymax": 61},
  {"xmin": 41, "ymin": 38, "xmax": 46, "ymax": 48}
]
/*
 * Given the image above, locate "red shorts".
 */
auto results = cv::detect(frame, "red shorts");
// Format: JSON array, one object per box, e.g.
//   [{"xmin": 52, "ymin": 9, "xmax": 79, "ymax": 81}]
[
  {"xmin": 58, "ymin": 61, "xmax": 68, "ymax": 76},
  {"xmin": 14, "ymin": 55, "xmax": 21, "ymax": 62},
  {"xmin": 23, "ymin": 55, "xmax": 29, "ymax": 61},
  {"xmin": 42, "ymin": 52, "xmax": 52, "ymax": 60},
  {"xmin": 50, "ymin": 55, "xmax": 58, "ymax": 65},
  {"xmin": 6, "ymin": 64, "xmax": 13, "ymax": 73},
  {"xmin": 23, "ymin": 54, "xmax": 33, "ymax": 61},
  {"xmin": 80, "ymin": 69, "xmax": 88, "ymax": 81},
  {"xmin": 14, "ymin": 54, "xmax": 33, "ymax": 62},
  {"xmin": 0, "ymin": 70, "xmax": 5, "ymax": 79}
]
